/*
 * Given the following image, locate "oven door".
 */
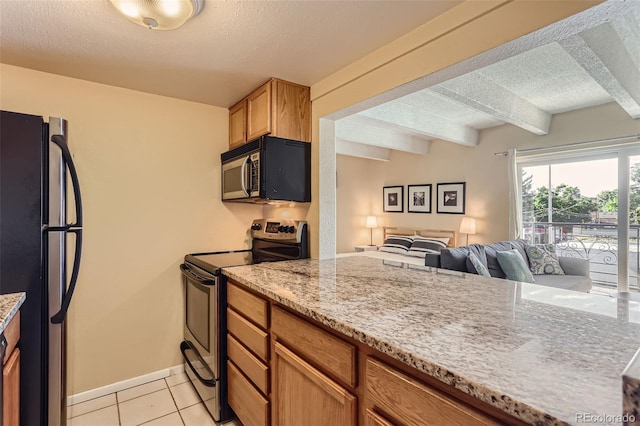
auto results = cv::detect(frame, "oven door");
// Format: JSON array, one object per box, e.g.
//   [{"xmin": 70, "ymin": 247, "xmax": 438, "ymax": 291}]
[{"xmin": 180, "ymin": 262, "xmax": 225, "ymax": 421}]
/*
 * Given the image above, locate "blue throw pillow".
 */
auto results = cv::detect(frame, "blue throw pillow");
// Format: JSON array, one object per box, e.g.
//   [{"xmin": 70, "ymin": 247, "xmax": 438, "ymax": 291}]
[
  {"xmin": 496, "ymin": 249, "xmax": 535, "ymax": 283},
  {"xmin": 467, "ymin": 252, "xmax": 491, "ymax": 277}
]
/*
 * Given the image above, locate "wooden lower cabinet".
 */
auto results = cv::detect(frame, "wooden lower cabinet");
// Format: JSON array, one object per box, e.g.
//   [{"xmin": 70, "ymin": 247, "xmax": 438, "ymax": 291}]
[
  {"xmin": 3, "ymin": 312, "xmax": 20, "ymax": 426},
  {"xmin": 228, "ymin": 361, "xmax": 269, "ymax": 426},
  {"xmin": 366, "ymin": 357, "xmax": 500, "ymax": 426},
  {"xmin": 226, "ymin": 291, "xmax": 521, "ymax": 426},
  {"xmin": 272, "ymin": 342, "xmax": 356, "ymax": 426},
  {"xmin": 3, "ymin": 348, "xmax": 19, "ymax": 426},
  {"xmin": 365, "ymin": 409, "xmax": 395, "ymax": 426}
]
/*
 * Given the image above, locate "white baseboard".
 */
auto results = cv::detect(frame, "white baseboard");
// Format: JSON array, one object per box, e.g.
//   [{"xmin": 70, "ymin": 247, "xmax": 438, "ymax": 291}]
[{"xmin": 67, "ymin": 364, "xmax": 185, "ymax": 406}]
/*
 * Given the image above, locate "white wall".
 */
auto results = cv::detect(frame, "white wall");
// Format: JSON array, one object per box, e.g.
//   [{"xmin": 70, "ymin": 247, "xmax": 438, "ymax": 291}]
[
  {"xmin": 336, "ymin": 102, "xmax": 640, "ymax": 253},
  {"xmin": 0, "ymin": 64, "xmax": 263, "ymax": 394}
]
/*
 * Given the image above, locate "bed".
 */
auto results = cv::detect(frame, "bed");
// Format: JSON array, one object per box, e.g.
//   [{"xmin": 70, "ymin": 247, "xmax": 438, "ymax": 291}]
[{"xmin": 337, "ymin": 227, "xmax": 457, "ymax": 266}]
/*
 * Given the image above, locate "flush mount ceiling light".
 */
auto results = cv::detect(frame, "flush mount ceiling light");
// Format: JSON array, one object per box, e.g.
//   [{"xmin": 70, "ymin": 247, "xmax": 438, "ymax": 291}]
[{"xmin": 108, "ymin": 0, "xmax": 204, "ymax": 30}]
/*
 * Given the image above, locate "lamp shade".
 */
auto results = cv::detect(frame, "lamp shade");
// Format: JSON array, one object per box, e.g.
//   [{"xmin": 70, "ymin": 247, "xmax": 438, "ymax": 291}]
[
  {"xmin": 365, "ymin": 216, "xmax": 378, "ymax": 228},
  {"xmin": 459, "ymin": 217, "xmax": 476, "ymax": 235},
  {"xmin": 108, "ymin": 0, "xmax": 204, "ymax": 30}
]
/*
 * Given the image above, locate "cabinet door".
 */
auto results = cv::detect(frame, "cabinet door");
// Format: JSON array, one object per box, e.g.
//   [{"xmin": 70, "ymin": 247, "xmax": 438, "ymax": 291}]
[
  {"xmin": 247, "ymin": 81, "xmax": 272, "ymax": 141},
  {"xmin": 271, "ymin": 80, "xmax": 311, "ymax": 142},
  {"xmin": 229, "ymin": 100, "xmax": 247, "ymax": 149},
  {"xmin": 365, "ymin": 409, "xmax": 395, "ymax": 426},
  {"xmin": 273, "ymin": 342, "xmax": 356, "ymax": 426},
  {"xmin": 366, "ymin": 358, "xmax": 500, "ymax": 426},
  {"xmin": 3, "ymin": 348, "xmax": 20, "ymax": 426}
]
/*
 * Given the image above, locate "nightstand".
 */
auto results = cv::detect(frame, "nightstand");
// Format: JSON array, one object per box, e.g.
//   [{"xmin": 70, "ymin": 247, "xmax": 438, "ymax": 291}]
[{"xmin": 354, "ymin": 245, "xmax": 378, "ymax": 252}]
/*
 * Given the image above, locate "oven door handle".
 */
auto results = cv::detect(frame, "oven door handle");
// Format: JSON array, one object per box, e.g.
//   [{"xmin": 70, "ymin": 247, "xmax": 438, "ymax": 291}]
[
  {"xmin": 180, "ymin": 341, "xmax": 216, "ymax": 387},
  {"xmin": 180, "ymin": 264, "xmax": 215, "ymax": 285}
]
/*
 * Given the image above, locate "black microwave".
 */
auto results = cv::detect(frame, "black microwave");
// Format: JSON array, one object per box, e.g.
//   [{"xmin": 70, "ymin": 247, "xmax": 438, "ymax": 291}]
[{"xmin": 221, "ymin": 136, "xmax": 311, "ymax": 203}]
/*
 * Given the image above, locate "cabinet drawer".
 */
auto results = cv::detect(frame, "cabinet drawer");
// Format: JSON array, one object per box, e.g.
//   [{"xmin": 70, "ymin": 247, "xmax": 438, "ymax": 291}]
[
  {"xmin": 366, "ymin": 358, "xmax": 500, "ymax": 426},
  {"xmin": 228, "ymin": 282, "xmax": 268, "ymax": 329},
  {"xmin": 227, "ymin": 309, "xmax": 268, "ymax": 362},
  {"xmin": 3, "ymin": 312, "xmax": 20, "ymax": 365},
  {"xmin": 272, "ymin": 307, "xmax": 356, "ymax": 387},
  {"xmin": 227, "ymin": 334, "xmax": 269, "ymax": 395},
  {"xmin": 228, "ymin": 361, "xmax": 269, "ymax": 426}
]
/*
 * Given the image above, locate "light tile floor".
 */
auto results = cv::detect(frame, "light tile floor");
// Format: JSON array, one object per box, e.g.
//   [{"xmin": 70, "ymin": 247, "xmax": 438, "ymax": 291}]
[{"xmin": 67, "ymin": 372, "xmax": 243, "ymax": 426}]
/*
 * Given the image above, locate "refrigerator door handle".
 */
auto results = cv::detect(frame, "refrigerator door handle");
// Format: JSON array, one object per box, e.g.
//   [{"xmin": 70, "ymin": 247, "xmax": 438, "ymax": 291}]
[
  {"xmin": 51, "ymin": 134, "xmax": 83, "ymax": 227},
  {"xmin": 51, "ymin": 228, "xmax": 82, "ymax": 324}
]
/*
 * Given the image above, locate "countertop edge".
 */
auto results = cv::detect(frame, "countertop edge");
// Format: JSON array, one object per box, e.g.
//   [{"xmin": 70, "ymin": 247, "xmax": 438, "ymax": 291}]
[
  {"xmin": 0, "ymin": 292, "xmax": 26, "ymax": 334},
  {"xmin": 222, "ymin": 268, "xmax": 570, "ymax": 426}
]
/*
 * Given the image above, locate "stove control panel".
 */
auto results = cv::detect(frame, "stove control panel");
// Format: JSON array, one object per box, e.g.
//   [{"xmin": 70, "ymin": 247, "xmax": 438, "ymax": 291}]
[{"xmin": 251, "ymin": 218, "xmax": 307, "ymax": 242}]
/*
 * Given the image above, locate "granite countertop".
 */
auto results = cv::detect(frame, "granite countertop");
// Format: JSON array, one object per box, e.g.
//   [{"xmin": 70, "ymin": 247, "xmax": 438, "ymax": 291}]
[
  {"xmin": 0, "ymin": 292, "xmax": 25, "ymax": 334},
  {"xmin": 223, "ymin": 256, "xmax": 640, "ymax": 426}
]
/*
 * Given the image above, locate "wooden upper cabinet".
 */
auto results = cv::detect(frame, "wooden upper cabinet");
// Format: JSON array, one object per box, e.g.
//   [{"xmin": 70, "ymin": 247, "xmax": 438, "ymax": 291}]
[
  {"xmin": 229, "ymin": 100, "xmax": 247, "ymax": 149},
  {"xmin": 228, "ymin": 78, "xmax": 311, "ymax": 148},
  {"xmin": 271, "ymin": 79, "xmax": 311, "ymax": 142},
  {"xmin": 247, "ymin": 81, "xmax": 272, "ymax": 142}
]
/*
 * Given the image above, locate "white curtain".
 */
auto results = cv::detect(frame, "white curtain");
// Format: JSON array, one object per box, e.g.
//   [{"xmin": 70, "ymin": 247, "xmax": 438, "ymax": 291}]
[{"xmin": 507, "ymin": 148, "xmax": 522, "ymax": 239}]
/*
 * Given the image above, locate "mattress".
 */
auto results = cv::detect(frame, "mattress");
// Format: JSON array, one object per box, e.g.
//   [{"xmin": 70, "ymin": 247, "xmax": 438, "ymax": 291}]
[{"xmin": 335, "ymin": 250, "xmax": 426, "ymax": 266}]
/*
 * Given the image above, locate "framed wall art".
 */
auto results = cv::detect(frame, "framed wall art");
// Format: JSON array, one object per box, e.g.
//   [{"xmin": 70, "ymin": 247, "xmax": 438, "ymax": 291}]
[
  {"xmin": 383, "ymin": 186, "xmax": 403, "ymax": 212},
  {"xmin": 436, "ymin": 182, "xmax": 466, "ymax": 214},
  {"xmin": 407, "ymin": 184, "xmax": 432, "ymax": 213}
]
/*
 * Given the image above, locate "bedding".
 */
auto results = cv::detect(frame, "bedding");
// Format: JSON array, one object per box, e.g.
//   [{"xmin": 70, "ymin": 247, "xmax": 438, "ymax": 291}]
[
  {"xmin": 335, "ymin": 250, "xmax": 426, "ymax": 266},
  {"xmin": 338, "ymin": 226, "xmax": 455, "ymax": 266}
]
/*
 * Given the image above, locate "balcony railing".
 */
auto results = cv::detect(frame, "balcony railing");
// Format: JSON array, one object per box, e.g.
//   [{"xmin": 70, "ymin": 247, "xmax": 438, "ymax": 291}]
[{"xmin": 521, "ymin": 222, "xmax": 640, "ymax": 289}]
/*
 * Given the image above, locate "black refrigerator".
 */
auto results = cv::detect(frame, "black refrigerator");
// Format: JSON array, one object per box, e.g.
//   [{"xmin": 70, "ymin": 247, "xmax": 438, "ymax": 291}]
[{"xmin": 0, "ymin": 110, "xmax": 83, "ymax": 426}]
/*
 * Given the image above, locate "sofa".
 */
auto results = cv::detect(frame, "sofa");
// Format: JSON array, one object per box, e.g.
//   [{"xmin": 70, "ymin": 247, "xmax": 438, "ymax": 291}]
[{"xmin": 425, "ymin": 239, "xmax": 593, "ymax": 293}]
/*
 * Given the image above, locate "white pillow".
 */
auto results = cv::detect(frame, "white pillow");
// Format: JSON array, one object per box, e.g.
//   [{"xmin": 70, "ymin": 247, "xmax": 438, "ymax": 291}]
[{"xmin": 415, "ymin": 236, "xmax": 450, "ymax": 245}]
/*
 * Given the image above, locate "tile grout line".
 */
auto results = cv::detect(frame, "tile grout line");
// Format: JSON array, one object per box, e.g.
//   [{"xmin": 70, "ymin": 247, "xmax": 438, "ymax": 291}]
[
  {"xmin": 117, "ymin": 380, "xmax": 170, "ymax": 405},
  {"xmin": 67, "ymin": 393, "xmax": 119, "ymax": 421},
  {"xmin": 165, "ymin": 377, "xmax": 186, "ymax": 426},
  {"xmin": 116, "ymin": 392, "xmax": 122, "ymax": 426},
  {"xmin": 119, "ymin": 387, "xmax": 174, "ymax": 426}
]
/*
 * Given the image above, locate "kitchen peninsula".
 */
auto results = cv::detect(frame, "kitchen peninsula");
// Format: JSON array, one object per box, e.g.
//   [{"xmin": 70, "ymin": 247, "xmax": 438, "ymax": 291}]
[{"xmin": 223, "ymin": 257, "xmax": 640, "ymax": 426}]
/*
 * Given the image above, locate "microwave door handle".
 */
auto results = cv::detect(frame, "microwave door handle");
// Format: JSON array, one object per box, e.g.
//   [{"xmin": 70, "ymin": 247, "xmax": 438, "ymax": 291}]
[{"xmin": 240, "ymin": 155, "xmax": 251, "ymax": 197}]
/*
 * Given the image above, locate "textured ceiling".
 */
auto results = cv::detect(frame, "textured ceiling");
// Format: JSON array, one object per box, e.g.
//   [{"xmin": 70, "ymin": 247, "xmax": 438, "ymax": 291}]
[
  {"xmin": 0, "ymin": 0, "xmax": 461, "ymax": 107},
  {"xmin": 336, "ymin": 4, "xmax": 640, "ymax": 160}
]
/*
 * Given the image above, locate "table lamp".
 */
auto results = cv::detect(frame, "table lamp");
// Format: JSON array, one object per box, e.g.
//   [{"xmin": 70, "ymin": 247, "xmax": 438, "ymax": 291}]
[
  {"xmin": 366, "ymin": 216, "xmax": 378, "ymax": 246},
  {"xmin": 459, "ymin": 217, "xmax": 476, "ymax": 245}
]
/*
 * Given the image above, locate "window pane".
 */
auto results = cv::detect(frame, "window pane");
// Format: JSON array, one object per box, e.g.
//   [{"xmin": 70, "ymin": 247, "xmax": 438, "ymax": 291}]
[{"xmin": 521, "ymin": 165, "xmax": 548, "ymax": 244}]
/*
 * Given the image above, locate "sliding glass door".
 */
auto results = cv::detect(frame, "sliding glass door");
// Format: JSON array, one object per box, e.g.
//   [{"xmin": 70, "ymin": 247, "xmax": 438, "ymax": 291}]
[
  {"xmin": 519, "ymin": 147, "xmax": 640, "ymax": 292},
  {"xmin": 630, "ymin": 155, "xmax": 640, "ymax": 289}
]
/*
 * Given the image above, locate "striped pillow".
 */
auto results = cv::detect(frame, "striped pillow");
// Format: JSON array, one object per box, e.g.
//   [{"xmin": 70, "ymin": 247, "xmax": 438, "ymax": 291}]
[
  {"xmin": 379, "ymin": 235, "xmax": 414, "ymax": 254},
  {"xmin": 406, "ymin": 237, "xmax": 448, "ymax": 258}
]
